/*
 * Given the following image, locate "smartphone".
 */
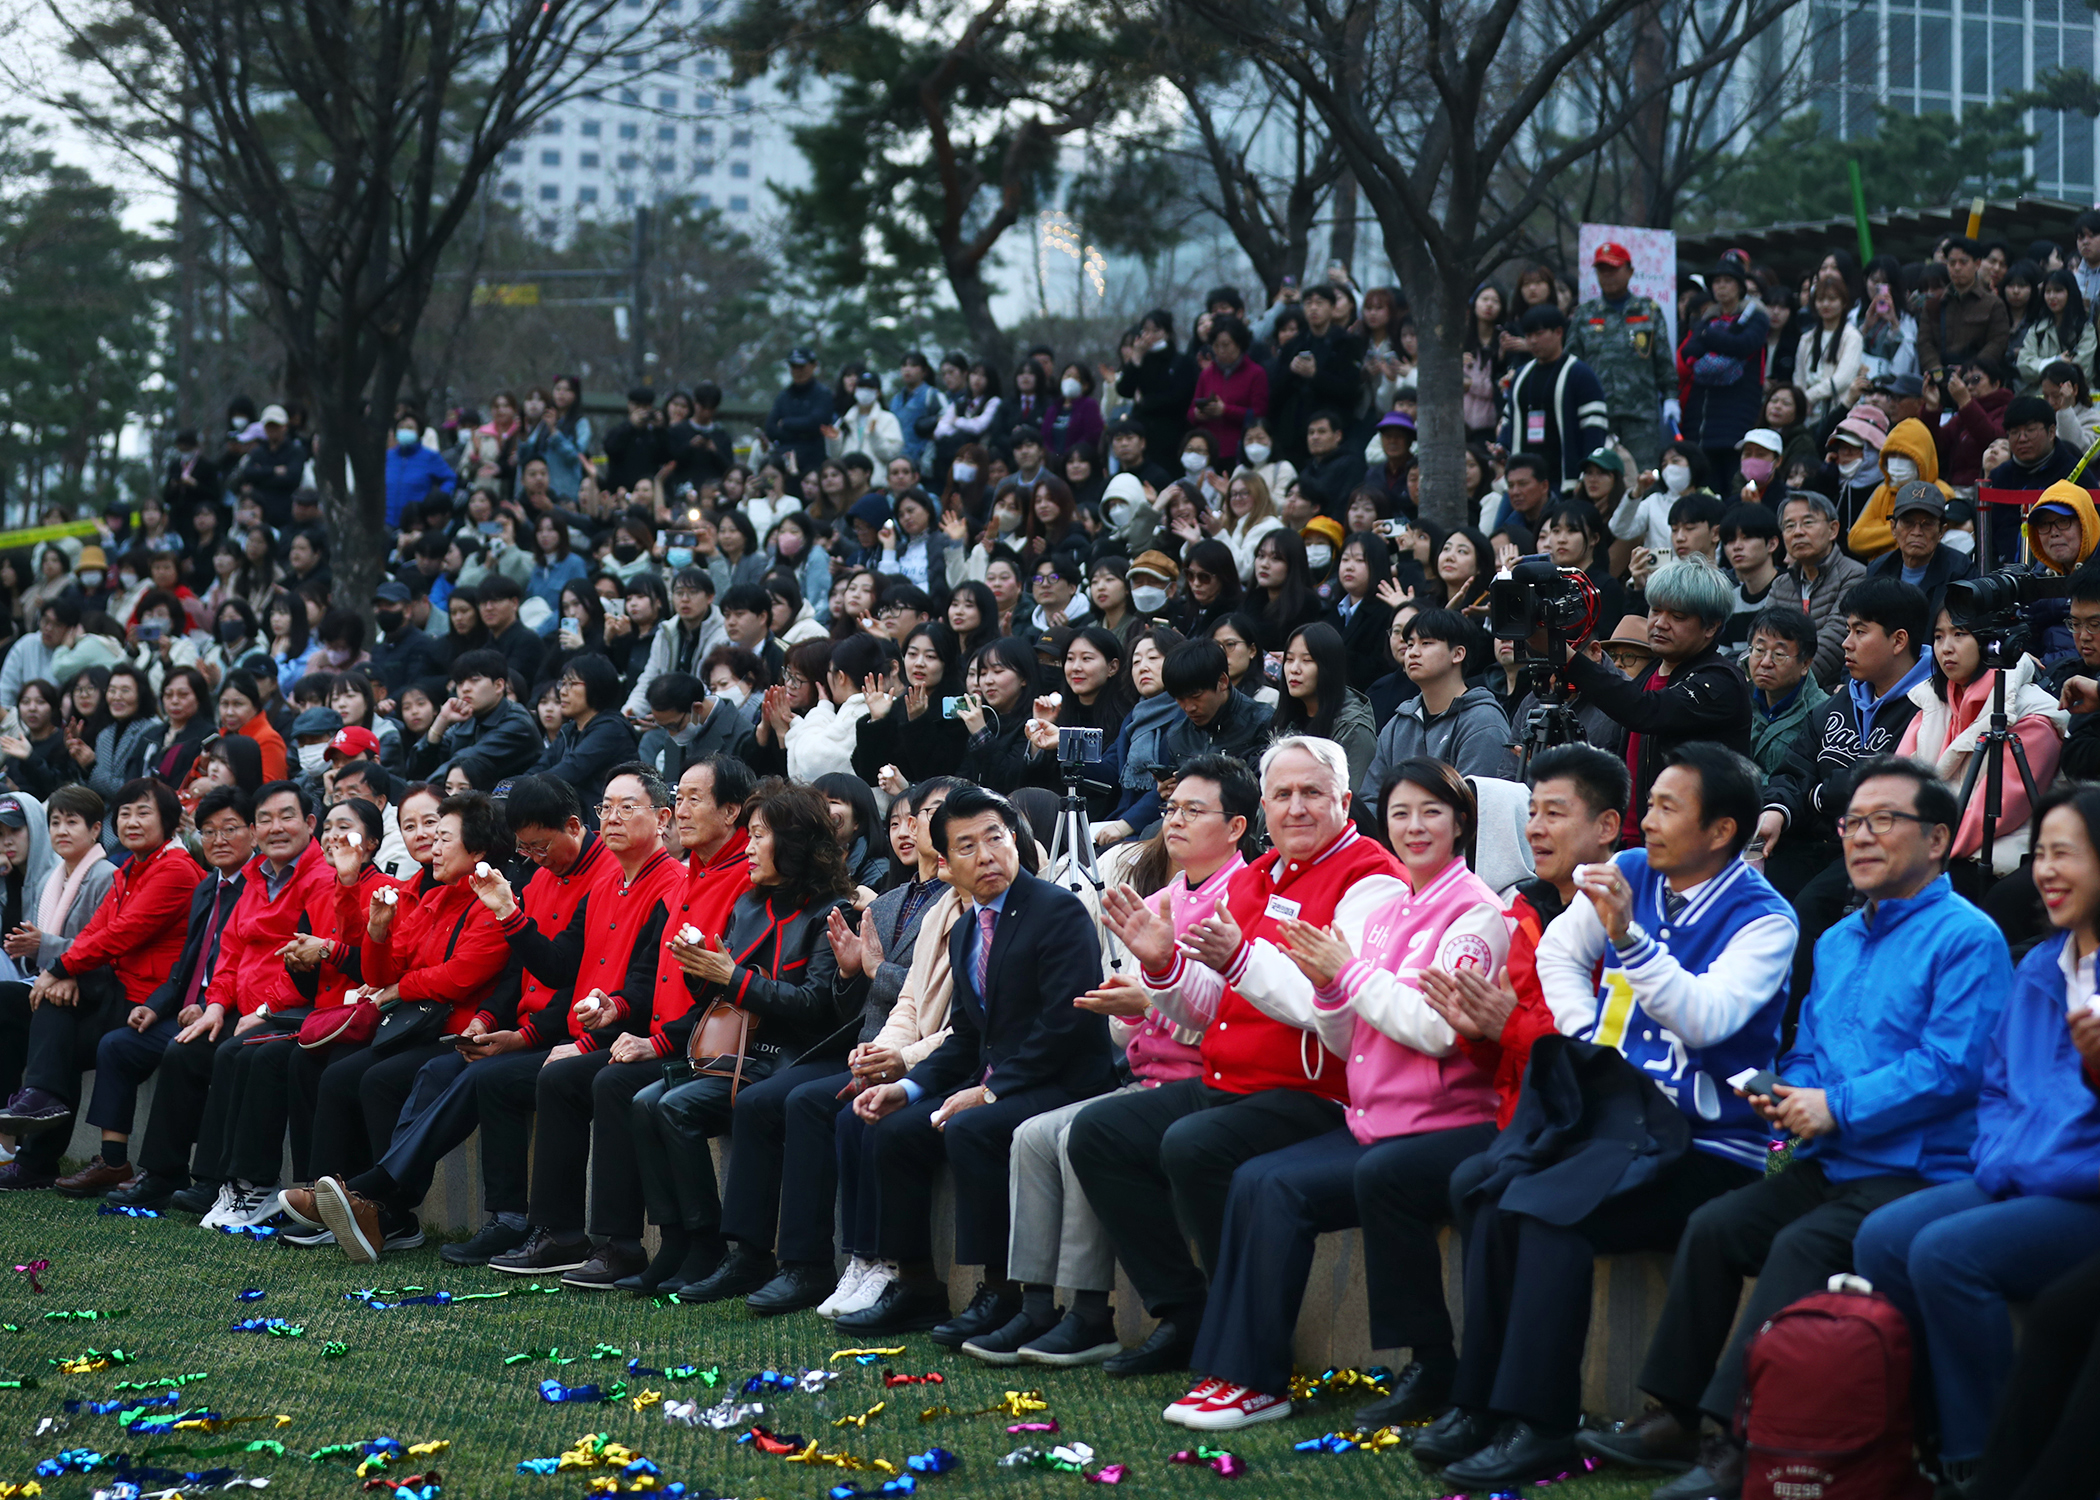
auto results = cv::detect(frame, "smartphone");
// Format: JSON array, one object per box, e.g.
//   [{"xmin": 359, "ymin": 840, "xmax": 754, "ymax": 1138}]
[
  {"xmin": 603, "ymin": 597, "xmax": 627, "ymax": 618},
  {"xmin": 1727, "ymin": 1067, "xmax": 1788, "ymax": 1097},
  {"xmin": 1056, "ymin": 726, "xmax": 1104, "ymax": 765},
  {"xmin": 1263, "ymin": 650, "xmax": 1284, "ymax": 678},
  {"xmin": 1374, "ymin": 518, "xmax": 1410, "ymax": 539},
  {"xmin": 668, "ymin": 531, "xmax": 697, "ymax": 549},
  {"xmin": 443, "ymin": 1032, "xmax": 481, "ymax": 1049},
  {"xmin": 941, "ymin": 695, "xmax": 969, "ymax": 719},
  {"xmin": 138, "ymin": 617, "xmax": 166, "ymax": 642}
]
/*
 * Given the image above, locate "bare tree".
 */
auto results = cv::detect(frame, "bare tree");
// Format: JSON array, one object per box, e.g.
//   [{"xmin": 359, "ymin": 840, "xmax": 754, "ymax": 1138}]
[
  {"xmin": 1171, "ymin": 0, "xmax": 1805, "ymax": 528},
  {"xmin": 20, "ymin": 0, "xmax": 688, "ymax": 611}
]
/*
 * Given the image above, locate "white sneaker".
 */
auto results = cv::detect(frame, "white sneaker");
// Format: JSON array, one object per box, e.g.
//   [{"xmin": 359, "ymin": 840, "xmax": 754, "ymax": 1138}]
[
  {"xmin": 817, "ymin": 1257, "xmax": 874, "ymax": 1319},
  {"xmin": 222, "ymin": 1184, "xmax": 282, "ymax": 1228},
  {"xmin": 833, "ymin": 1259, "xmax": 897, "ymax": 1316},
  {"xmin": 198, "ymin": 1182, "xmax": 241, "ymax": 1229}
]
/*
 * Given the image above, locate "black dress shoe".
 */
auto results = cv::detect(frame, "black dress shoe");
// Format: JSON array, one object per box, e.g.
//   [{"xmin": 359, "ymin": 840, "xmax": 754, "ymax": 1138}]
[
  {"xmin": 106, "ymin": 1172, "xmax": 182, "ymax": 1211},
  {"xmin": 1103, "ymin": 1317, "xmax": 1196, "ymax": 1377},
  {"xmin": 746, "ymin": 1262, "xmax": 834, "ymax": 1316},
  {"xmin": 441, "ymin": 1217, "xmax": 531, "ymax": 1267},
  {"xmin": 488, "ymin": 1227, "xmax": 592, "ymax": 1276},
  {"xmin": 1411, "ymin": 1406, "xmax": 1500, "ymax": 1468},
  {"xmin": 1352, "ymin": 1358, "xmax": 1453, "ymax": 1428},
  {"xmin": 167, "ymin": 1181, "xmax": 220, "ymax": 1216},
  {"xmin": 561, "ymin": 1242, "xmax": 648, "ymax": 1290},
  {"xmin": 929, "ymin": 1282, "xmax": 1021, "ymax": 1349},
  {"xmin": 678, "ymin": 1245, "xmax": 777, "ymax": 1304},
  {"xmin": 1017, "ymin": 1310, "xmax": 1121, "ymax": 1367},
  {"xmin": 1442, "ymin": 1419, "xmax": 1581, "ymax": 1486},
  {"xmin": 833, "ymin": 1279, "xmax": 951, "ymax": 1335},
  {"xmin": 615, "ymin": 1232, "xmax": 693, "ymax": 1294},
  {"xmin": 1652, "ymin": 1435, "xmax": 1745, "ymax": 1500},
  {"xmin": 1577, "ymin": 1403, "xmax": 1702, "ymax": 1473},
  {"xmin": 961, "ymin": 1308, "xmax": 1060, "ymax": 1366}
]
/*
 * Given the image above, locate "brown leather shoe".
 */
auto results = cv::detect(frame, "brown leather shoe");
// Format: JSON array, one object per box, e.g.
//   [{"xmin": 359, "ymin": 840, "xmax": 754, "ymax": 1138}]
[
  {"xmin": 313, "ymin": 1176, "xmax": 384, "ymax": 1263},
  {"xmin": 277, "ymin": 1186, "xmax": 322, "ymax": 1229},
  {"xmin": 53, "ymin": 1155, "xmax": 135, "ymax": 1200}
]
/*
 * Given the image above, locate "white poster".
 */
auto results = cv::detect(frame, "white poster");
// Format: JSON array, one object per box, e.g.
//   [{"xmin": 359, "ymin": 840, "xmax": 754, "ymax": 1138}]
[{"xmin": 1578, "ymin": 223, "xmax": 1678, "ymax": 357}]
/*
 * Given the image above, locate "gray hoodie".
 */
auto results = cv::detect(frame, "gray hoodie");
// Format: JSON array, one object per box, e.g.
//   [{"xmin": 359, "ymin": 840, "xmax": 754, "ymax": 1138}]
[{"xmin": 1358, "ymin": 684, "xmax": 1520, "ymax": 816}]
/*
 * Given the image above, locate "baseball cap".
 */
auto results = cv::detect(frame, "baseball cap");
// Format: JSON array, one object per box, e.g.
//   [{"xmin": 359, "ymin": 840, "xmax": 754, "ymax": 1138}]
[
  {"xmin": 328, "ymin": 726, "xmax": 382, "ymax": 762},
  {"xmin": 1871, "ymin": 372, "xmax": 1926, "ymax": 399},
  {"xmin": 0, "ymin": 796, "xmax": 28, "ymax": 830},
  {"xmin": 1737, "ymin": 427, "xmax": 1785, "ymax": 454},
  {"xmin": 290, "ymin": 705, "xmax": 343, "ymax": 740},
  {"xmin": 1592, "ymin": 242, "xmax": 1634, "ymax": 268},
  {"xmin": 260, "ymin": 404, "xmax": 289, "ymax": 427},
  {"xmin": 373, "ymin": 581, "xmax": 411, "ymax": 605},
  {"xmin": 1831, "ymin": 403, "xmax": 1891, "ymax": 452},
  {"xmin": 1376, "ymin": 410, "xmax": 1417, "ymax": 432},
  {"xmin": 1890, "ymin": 481, "xmax": 1946, "ymax": 520},
  {"xmin": 787, "ymin": 347, "xmax": 817, "ymax": 366},
  {"xmin": 1581, "ymin": 447, "xmax": 1625, "ymax": 477},
  {"xmin": 1128, "ymin": 550, "xmax": 1180, "ymax": 584}
]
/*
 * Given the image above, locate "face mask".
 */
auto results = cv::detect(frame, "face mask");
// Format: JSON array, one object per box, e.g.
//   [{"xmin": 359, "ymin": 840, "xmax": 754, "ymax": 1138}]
[
  {"xmin": 373, "ymin": 609, "xmax": 404, "ymax": 635},
  {"xmin": 1304, "ymin": 543, "xmax": 1334, "ymax": 569},
  {"xmin": 1108, "ymin": 502, "xmax": 1135, "ymax": 529},
  {"xmin": 1660, "ymin": 463, "xmax": 1691, "ymax": 495},
  {"xmin": 1883, "ymin": 456, "xmax": 1918, "ymax": 484},
  {"xmin": 611, "ymin": 542, "xmax": 642, "ymax": 564},
  {"xmin": 855, "ymin": 386, "xmax": 878, "ymax": 408},
  {"xmin": 1181, "ymin": 451, "xmax": 1208, "ymax": 474},
  {"xmin": 669, "ymin": 719, "xmax": 700, "ymax": 746},
  {"xmin": 714, "ymin": 681, "xmax": 750, "ymax": 707},
  {"xmin": 951, "ymin": 462, "xmax": 978, "ymax": 485},
  {"xmin": 1132, "ymin": 585, "xmax": 1168, "ymax": 612},
  {"xmin": 396, "ymin": 428, "xmax": 418, "ymax": 449},
  {"xmin": 77, "ymin": 570, "xmax": 104, "ymax": 590},
  {"xmin": 1060, "ymin": 378, "xmax": 1084, "ymax": 400},
  {"xmin": 117, "ymin": 571, "xmax": 137, "ymax": 590},
  {"xmin": 666, "ymin": 547, "xmax": 694, "ymax": 569},
  {"xmin": 1837, "ymin": 456, "xmax": 1864, "ymax": 481},
  {"xmin": 995, "ymin": 509, "xmax": 1022, "ymax": 534},
  {"xmin": 297, "ymin": 743, "xmax": 328, "ymax": 773},
  {"xmin": 1244, "ymin": 442, "xmax": 1271, "ymax": 466},
  {"xmin": 218, "ymin": 619, "xmax": 248, "ymax": 644},
  {"xmin": 1944, "ymin": 529, "xmax": 1976, "ymax": 556},
  {"xmin": 1154, "ymin": 336, "xmax": 1170, "ymax": 352},
  {"xmin": 775, "ymin": 532, "xmax": 804, "ymax": 558},
  {"xmin": 1740, "ymin": 455, "xmax": 1776, "ymax": 484}
]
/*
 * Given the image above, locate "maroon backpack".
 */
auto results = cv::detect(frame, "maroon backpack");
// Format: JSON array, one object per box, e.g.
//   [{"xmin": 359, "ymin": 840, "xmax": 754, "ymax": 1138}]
[{"xmin": 1735, "ymin": 1274, "xmax": 1932, "ymax": 1500}]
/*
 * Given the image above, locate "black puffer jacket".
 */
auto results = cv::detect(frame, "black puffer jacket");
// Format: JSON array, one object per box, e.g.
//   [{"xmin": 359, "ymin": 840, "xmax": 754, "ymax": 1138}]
[{"xmin": 668, "ymin": 887, "xmax": 860, "ymax": 1068}]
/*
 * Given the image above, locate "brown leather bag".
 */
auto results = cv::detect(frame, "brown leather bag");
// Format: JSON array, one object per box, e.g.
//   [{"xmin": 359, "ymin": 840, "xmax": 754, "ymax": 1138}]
[{"xmin": 687, "ymin": 999, "xmax": 762, "ymax": 1098}]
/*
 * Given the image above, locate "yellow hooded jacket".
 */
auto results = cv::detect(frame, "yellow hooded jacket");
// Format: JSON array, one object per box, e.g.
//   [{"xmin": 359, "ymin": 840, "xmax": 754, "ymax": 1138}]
[
  {"xmin": 2023, "ymin": 480, "xmax": 2100, "ymax": 575},
  {"xmin": 1847, "ymin": 418, "xmax": 1954, "ymax": 561}
]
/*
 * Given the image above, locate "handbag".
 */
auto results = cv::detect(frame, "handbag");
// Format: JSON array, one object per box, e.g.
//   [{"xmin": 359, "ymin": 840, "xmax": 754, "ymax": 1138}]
[
  {"xmin": 371, "ymin": 904, "xmax": 476, "ymax": 1056},
  {"xmin": 687, "ymin": 999, "xmax": 762, "ymax": 1100},
  {"xmin": 298, "ymin": 1000, "xmax": 378, "ymax": 1050},
  {"xmin": 1691, "ymin": 350, "xmax": 1745, "ymax": 386}
]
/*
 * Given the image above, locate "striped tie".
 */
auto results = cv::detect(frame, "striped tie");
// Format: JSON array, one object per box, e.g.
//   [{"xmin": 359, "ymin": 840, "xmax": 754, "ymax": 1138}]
[{"xmin": 973, "ymin": 905, "xmax": 997, "ymax": 1001}]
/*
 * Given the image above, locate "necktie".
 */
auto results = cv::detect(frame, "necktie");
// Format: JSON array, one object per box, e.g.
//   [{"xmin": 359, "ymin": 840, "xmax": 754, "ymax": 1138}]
[
  {"xmin": 181, "ymin": 882, "xmax": 235, "ymax": 1011},
  {"xmin": 973, "ymin": 905, "xmax": 997, "ymax": 1002},
  {"xmin": 1663, "ymin": 888, "xmax": 1688, "ymax": 924}
]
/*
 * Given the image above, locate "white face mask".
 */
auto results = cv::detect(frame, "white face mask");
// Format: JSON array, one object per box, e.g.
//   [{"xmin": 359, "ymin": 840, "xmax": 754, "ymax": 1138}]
[
  {"xmin": 1108, "ymin": 501, "xmax": 1135, "ymax": 529},
  {"xmin": 1181, "ymin": 451, "xmax": 1208, "ymax": 474},
  {"xmin": 951, "ymin": 462, "xmax": 978, "ymax": 485},
  {"xmin": 1132, "ymin": 585, "xmax": 1168, "ymax": 612},
  {"xmin": 117, "ymin": 571, "xmax": 137, "ymax": 590},
  {"xmin": 1661, "ymin": 463, "xmax": 1692, "ymax": 495},
  {"xmin": 994, "ymin": 508, "xmax": 1022, "ymax": 534},
  {"xmin": 854, "ymin": 386, "xmax": 878, "ymax": 408},
  {"xmin": 77, "ymin": 570, "xmax": 104, "ymax": 590},
  {"xmin": 1943, "ymin": 528, "xmax": 1976, "ymax": 556},
  {"xmin": 1060, "ymin": 378, "xmax": 1084, "ymax": 400},
  {"xmin": 1304, "ymin": 543, "xmax": 1334, "ymax": 569},
  {"xmin": 714, "ymin": 681, "xmax": 749, "ymax": 707},
  {"xmin": 1838, "ymin": 456, "xmax": 1864, "ymax": 481},
  {"xmin": 1244, "ymin": 442, "xmax": 1271, "ymax": 466},
  {"xmin": 1883, "ymin": 455, "xmax": 1918, "ymax": 485},
  {"xmin": 297, "ymin": 743, "xmax": 328, "ymax": 773}
]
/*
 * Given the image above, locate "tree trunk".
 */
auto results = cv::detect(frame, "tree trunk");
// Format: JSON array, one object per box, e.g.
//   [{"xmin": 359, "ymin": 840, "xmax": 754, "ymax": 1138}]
[
  {"xmin": 946, "ymin": 256, "xmax": 1014, "ymax": 375},
  {"xmin": 1392, "ymin": 240, "xmax": 1474, "ymax": 532},
  {"xmin": 1329, "ymin": 170, "xmax": 1358, "ymax": 274},
  {"xmin": 313, "ymin": 404, "xmax": 391, "ymax": 640}
]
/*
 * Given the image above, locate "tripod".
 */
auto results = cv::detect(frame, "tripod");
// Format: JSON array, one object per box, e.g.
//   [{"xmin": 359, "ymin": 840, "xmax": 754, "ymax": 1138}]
[
  {"xmin": 1951, "ymin": 637, "xmax": 2041, "ymax": 865},
  {"xmin": 1044, "ymin": 764, "xmax": 1107, "ymax": 899},
  {"xmin": 1514, "ymin": 636, "xmax": 1589, "ymax": 766}
]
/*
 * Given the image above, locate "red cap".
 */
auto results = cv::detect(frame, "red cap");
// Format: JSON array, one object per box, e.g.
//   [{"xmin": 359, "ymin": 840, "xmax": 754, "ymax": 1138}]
[
  {"xmin": 328, "ymin": 726, "xmax": 382, "ymax": 762},
  {"xmin": 1592, "ymin": 242, "xmax": 1633, "ymax": 268}
]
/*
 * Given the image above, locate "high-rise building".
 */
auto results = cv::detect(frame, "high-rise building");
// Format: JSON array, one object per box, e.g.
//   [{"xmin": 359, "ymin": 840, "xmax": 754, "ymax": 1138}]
[
  {"xmin": 1810, "ymin": 0, "xmax": 2096, "ymax": 201},
  {"xmin": 490, "ymin": 31, "xmax": 813, "ymax": 238}
]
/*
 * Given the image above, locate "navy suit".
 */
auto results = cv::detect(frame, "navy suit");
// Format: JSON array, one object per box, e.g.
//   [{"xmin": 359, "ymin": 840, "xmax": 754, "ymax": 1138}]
[{"xmin": 861, "ymin": 868, "xmax": 1112, "ymax": 1266}]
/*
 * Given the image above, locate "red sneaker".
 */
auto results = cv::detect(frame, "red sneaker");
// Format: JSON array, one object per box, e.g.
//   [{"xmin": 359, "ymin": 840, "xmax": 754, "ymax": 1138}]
[
  {"xmin": 1162, "ymin": 1376, "xmax": 1227, "ymax": 1425},
  {"xmin": 1181, "ymin": 1385, "xmax": 1292, "ymax": 1431}
]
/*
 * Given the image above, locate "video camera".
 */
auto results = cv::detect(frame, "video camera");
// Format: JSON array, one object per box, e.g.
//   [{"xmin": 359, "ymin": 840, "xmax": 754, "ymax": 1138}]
[
  {"xmin": 1488, "ymin": 558, "xmax": 1601, "ymax": 645},
  {"xmin": 1945, "ymin": 567, "xmax": 2070, "ymax": 664}
]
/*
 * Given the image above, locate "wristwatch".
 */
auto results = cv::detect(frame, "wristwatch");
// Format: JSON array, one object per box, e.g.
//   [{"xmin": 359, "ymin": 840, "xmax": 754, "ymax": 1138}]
[
  {"xmin": 1612, "ymin": 922, "xmax": 1649, "ymax": 954},
  {"xmin": 982, "ymin": 1087, "xmax": 998, "ymax": 1104}
]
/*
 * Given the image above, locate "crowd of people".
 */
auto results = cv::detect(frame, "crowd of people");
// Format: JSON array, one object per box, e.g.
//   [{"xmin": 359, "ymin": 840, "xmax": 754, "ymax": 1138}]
[{"xmin": 1, "ymin": 235, "xmax": 2099, "ymax": 1500}]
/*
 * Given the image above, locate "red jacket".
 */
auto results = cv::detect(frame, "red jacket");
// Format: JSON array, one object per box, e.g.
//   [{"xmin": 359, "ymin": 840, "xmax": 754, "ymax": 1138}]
[
  {"xmin": 646, "ymin": 829, "xmax": 753, "ymax": 1055},
  {"xmin": 363, "ymin": 879, "xmax": 514, "ymax": 1034},
  {"xmin": 1187, "ymin": 357, "xmax": 1270, "ymax": 465},
  {"xmin": 208, "ymin": 841, "xmax": 333, "ymax": 1016},
  {"xmin": 499, "ymin": 833, "xmax": 614, "ymax": 1029},
  {"xmin": 50, "ymin": 840, "xmax": 204, "ymax": 1007},
  {"xmin": 249, "ymin": 863, "xmax": 405, "ymax": 1014},
  {"xmin": 1456, "ymin": 888, "xmax": 1563, "ymax": 1130},
  {"xmin": 1201, "ymin": 825, "xmax": 1401, "ymax": 1104},
  {"xmin": 500, "ymin": 843, "xmax": 684, "ymax": 1051}
]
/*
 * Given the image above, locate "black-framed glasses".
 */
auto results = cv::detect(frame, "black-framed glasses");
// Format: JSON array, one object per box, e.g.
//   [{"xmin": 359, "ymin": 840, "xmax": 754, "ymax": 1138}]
[{"xmin": 1836, "ymin": 809, "xmax": 1930, "ymax": 839}]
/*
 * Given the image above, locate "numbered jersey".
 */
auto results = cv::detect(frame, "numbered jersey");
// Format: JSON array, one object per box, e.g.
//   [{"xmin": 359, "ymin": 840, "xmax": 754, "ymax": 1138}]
[{"xmin": 1579, "ymin": 849, "xmax": 1791, "ymax": 1169}]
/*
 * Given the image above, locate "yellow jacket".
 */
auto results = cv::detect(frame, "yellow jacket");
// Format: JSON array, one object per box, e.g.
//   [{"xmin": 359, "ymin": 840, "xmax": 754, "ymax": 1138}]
[
  {"xmin": 2024, "ymin": 480, "xmax": 2100, "ymax": 574},
  {"xmin": 1847, "ymin": 418, "xmax": 1954, "ymax": 561}
]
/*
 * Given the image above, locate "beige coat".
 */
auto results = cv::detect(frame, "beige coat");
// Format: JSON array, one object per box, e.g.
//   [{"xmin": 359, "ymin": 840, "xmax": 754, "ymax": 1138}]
[{"xmin": 869, "ymin": 884, "xmax": 962, "ymax": 1066}]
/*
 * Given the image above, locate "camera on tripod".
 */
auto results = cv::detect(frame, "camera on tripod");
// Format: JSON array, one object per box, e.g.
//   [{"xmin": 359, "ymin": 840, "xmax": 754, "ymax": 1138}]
[
  {"xmin": 1944, "ymin": 567, "xmax": 2070, "ymax": 664},
  {"xmin": 1488, "ymin": 557, "xmax": 1601, "ymax": 644}
]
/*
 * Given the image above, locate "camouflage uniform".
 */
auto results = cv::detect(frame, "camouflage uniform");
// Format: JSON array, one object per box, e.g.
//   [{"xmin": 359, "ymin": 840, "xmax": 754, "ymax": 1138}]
[{"xmin": 1568, "ymin": 294, "xmax": 1675, "ymax": 469}]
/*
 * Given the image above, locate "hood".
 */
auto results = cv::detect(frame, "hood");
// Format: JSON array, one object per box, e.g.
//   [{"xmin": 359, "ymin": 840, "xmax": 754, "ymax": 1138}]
[
  {"xmin": 846, "ymin": 493, "xmax": 893, "ymax": 529},
  {"xmin": 1880, "ymin": 418, "xmax": 1942, "ymax": 484},
  {"xmin": 1402, "ymin": 684, "xmax": 1503, "ymax": 723},
  {"xmin": 5, "ymin": 792, "xmax": 57, "ymax": 912},
  {"xmin": 2023, "ymin": 480, "xmax": 2100, "ymax": 575},
  {"xmin": 1467, "ymin": 773, "xmax": 1536, "ymax": 896}
]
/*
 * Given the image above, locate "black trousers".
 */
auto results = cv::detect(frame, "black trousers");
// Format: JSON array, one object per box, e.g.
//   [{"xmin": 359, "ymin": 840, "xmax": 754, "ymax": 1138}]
[
  {"xmin": 778, "ymin": 1069, "xmax": 855, "ymax": 1264},
  {"xmin": 296, "ymin": 1039, "xmax": 450, "ymax": 1183},
  {"xmin": 1641, "ymin": 1160, "xmax": 1926, "ymax": 1423},
  {"xmin": 1452, "ymin": 1146, "xmax": 1758, "ymax": 1431},
  {"xmin": 136, "ymin": 1027, "xmax": 229, "ymax": 1182},
  {"xmin": 1971, "ymin": 1251, "xmax": 2100, "ymax": 1500},
  {"xmin": 631, "ymin": 1071, "xmax": 736, "ymax": 1241},
  {"xmin": 87, "ymin": 1016, "xmax": 181, "ymax": 1136},
  {"xmin": 524, "ymin": 1050, "xmax": 662, "ymax": 1239},
  {"xmin": 203, "ymin": 1031, "xmax": 300, "ymax": 1185},
  {"xmin": 473, "ymin": 1048, "xmax": 568, "ymax": 1217},
  {"xmin": 866, "ymin": 1084, "xmax": 1084, "ymax": 1268},
  {"xmin": 1064, "ymin": 1077, "xmax": 1345, "ymax": 1320},
  {"xmin": 719, "ymin": 1056, "xmax": 852, "ymax": 1254},
  {"xmin": 16, "ymin": 982, "xmax": 125, "ymax": 1171},
  {"xmin": 0, "ymin": 981, "xmax": 29, "ymax": 1103}
]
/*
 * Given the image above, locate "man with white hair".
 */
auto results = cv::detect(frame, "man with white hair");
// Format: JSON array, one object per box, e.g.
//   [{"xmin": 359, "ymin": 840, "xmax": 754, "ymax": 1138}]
[{"xmin": 1067, "ymin": 736, "xmax": 1403, "ymax": 1378}]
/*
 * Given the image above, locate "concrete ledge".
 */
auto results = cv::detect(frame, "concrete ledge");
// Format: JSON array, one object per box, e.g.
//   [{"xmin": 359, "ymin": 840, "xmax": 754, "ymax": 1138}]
[{"xmin": 64, "ymin": 1074, "xmax": 1694, "ymax": 1420}]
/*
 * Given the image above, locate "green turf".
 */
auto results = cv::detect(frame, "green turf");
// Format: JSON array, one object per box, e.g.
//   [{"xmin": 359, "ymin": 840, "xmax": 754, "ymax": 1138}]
[{"xmin": 0, "ymin": 1194, "xmax": 1664, "ymax": 1498}]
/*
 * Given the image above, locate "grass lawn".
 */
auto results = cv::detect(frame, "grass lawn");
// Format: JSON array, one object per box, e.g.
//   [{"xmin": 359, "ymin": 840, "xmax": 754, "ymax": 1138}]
[{"xmin": 0, "ymin": 1193, "xmax": 1665, "ymax": 1499}]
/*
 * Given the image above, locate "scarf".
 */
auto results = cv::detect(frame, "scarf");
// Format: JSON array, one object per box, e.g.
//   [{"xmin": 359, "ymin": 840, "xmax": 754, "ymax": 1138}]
[
  {"xmin": 1120, "ymin": 693, "xmax": 1185, "ymax": 793},
  {"xmin": 39, "ymin": 843, "xmax": 106, "ymax": 936}
]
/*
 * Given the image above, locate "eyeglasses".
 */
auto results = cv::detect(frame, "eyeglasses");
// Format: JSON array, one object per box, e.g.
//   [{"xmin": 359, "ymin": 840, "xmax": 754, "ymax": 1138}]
[
  {"xmin": 1835, "ymin": 809, "xmax": 1930, "ymax": 839},
  {"xmin": 1745, "ymin": 645, "xmax": 1798, "ymax": 662},
  {"xmin": 515, "ymin": 835, "xmax": 558, "ymax": 859},
  {"xmin": 597, "ymin": 800, "xmax": 652, "ymax": 822},
  {"xmin": 1162, "ymin": 801, "xmax": 1224, "ymax": 825},
  {"xmin": 2070, "ymin": 615, "xmax": 2100, "ymax": 637}
]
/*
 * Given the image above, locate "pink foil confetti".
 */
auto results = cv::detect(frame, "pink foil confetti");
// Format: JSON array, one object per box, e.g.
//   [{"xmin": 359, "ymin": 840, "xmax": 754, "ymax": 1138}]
[
  {"xmin": 13, "ymin": 1260, "xmax": 48, "ymax": 1293},
  {"xmin": 1083, "ymin": 1463, "xmax": 1128, "ymax": 1484},
  {"xmin": 1007, "ymin": 1421, "xmax": 1059, "ymax": 1434}
]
